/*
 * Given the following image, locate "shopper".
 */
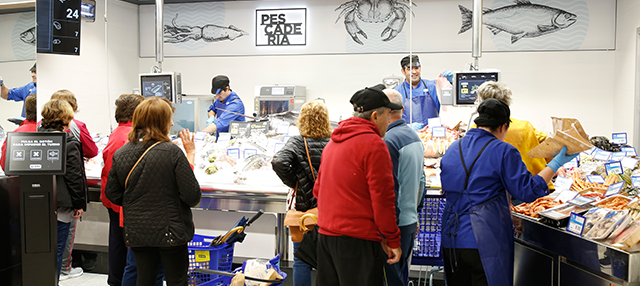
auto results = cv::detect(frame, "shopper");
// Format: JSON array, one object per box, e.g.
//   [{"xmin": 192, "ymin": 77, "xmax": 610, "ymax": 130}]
[
  {"xmin": 0, "ymin": 63, "xmax": 36, "ymax": 118},
  {"xmin": 201, "ymin": 75, "xmax": 246, "ymax": 135},
  {"xmin": 106, "ymin": 96, "xmax": 201, "ymax": 286},
  {"xmin": 313, "ymin": 85, "xmax": 402, "ymax": 286},
  {"xmin": 440, "ymin": 98, "xmax": 578, "ymax": 286},
  {"xmin": 100, "ymin": 94, "xmax": 144, "ymax": 286},
  {"xmin": 381, "ymin": 89, "xmax": 425, "ymax": 286},
  {"xmin": 38, "ymin": 99, "xmax": 86, "ymax": 282},
  {"xmin": 50, "ymin": 89, "xmax": 99, "ymax": 159},
  {"xmin": 1, "ymin": 93, "xmax": 36, "ymax": 171},
  {"xmin": 272, "ymin": 101, "xmax": 332, "ymax": 286}
]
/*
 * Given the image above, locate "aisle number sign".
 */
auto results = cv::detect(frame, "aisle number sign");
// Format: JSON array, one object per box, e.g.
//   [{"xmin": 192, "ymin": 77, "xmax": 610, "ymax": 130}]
[
  {"xmin": 612, "ymin": 133, "xmax": 627, "ymax": 145},
  {"xmin": 566, "ymin": 212, "xmax": 586, "ymax": 236}
]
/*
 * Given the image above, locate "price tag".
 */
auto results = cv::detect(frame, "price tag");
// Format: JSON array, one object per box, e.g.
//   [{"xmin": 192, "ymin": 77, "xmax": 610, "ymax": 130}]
[
  {"xmin": 217, "ymin": 133, "xmax": 231, "ymax": 143},
  {"xmin": 432, "ymin": 126, "xmax": 446, "ymax": 138},
  {"xmin": 611, "ymin": 152, "xmax": 626, "ymax": 162},
  {"xmin": 194, "ymin": 250, "xmax": 211, "ymax": 262},
  {"xmin": 566, "ymin": 213, "xmax": 586, "ymax": 236},
  {"xmin": 632, "ymin": 175, "xmax": 640, "ymax": 188},
  {"xmin": 568, "ymin": 196, "xmax": 596, "ymax": 207},
  {"xmin": 276, "ymin": 122, "xmax": 290, "ymax": 135},
  {"xmin": 582, "ymin": 147, "xmax": 596, "ymax": 156},
  {"xmin": 553, "ymin": 176, "xmax": 574, "ymax": 192},
  {"xmin": 586, "ymin": 175, "xmax": 605, "ymax": 184},
  {"xmin": 226, "ymin": 148, "xmax": 240, "ymax": 159},
  {"xmin": 274, "ymin": 142, "xmax": 286, "ymax": 153},
  {"xmin": 593, "ymin": 149, "xmax": 612, "ymax": 161},
  {"xmin": 621, "ymin": 157, "xmax": 639, "ymax": 169},
  {"xmin": 605, "ymin": 182, "xmax": 624, "ymax": 197},
  {"xmin": 621, "ymin": 146, "xmax": 637, "ymax": 157},
  {"xmin": 194, "ymin": 131, "xmax": 207, "ymax": 141},
  {"xmin": 554, "ymin": 190, "xmax": 579, "ymax": 203},
  {"xmin": 605, "ymin": 161, "xmax": 623, "ymax": 175},
  {"xmin": 427, "ymin": 117, "xmax": 442, "ymax": 128},
  {"xmin": 563, "ymin": 156, "xmax": 579, "ymax": 169},
  {"xmin": 612, "ymin": 133, "xmax": 627, "ymax": 145},
  {"xmin": 243, "ymin": 149, "xmax": 257, "ymax": 159}
]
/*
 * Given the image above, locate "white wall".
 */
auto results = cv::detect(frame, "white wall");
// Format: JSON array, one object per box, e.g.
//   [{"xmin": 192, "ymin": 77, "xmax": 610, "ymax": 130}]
[
  {"xmin": 0, "ymin": 60, "xmax": 34, "ymax": 123},
  {"xmin": 613, "ymin": 0, "xmax": 640, "ymax": 148},
  {"xmin": 37, "ymin": 0, "xmax": 139, "ymax": 135}
]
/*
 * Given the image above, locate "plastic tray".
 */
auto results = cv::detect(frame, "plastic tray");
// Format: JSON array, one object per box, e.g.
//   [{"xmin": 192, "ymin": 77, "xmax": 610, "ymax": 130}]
[{"xmin": 188, "ymin": 234, "xmax": 235, "ymax": 286}]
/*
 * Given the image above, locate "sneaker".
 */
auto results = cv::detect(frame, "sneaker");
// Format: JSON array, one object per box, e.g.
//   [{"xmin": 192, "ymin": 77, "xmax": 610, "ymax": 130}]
[{"xmin": 60, "ymin": 267, "xmax": 83, "ymax": 281}]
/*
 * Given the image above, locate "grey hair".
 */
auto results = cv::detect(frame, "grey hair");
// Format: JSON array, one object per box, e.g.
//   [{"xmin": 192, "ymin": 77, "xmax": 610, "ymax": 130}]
[
  {"xmin": 353, "ymin": 106, "xmax": 387, "ymax": 120},
  {"xmin": 477, "ymin": 81, "xmax": 512, "ymax": 106},
  {"xmin": 383, "ymin": 89, "xmax": 403, "ymax": 116}
]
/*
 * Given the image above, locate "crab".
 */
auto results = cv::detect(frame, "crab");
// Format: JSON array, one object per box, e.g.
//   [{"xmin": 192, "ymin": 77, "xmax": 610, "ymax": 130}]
[{"xmin": 335, "ymin": 0, "xmax": 416, "ymax": 45}]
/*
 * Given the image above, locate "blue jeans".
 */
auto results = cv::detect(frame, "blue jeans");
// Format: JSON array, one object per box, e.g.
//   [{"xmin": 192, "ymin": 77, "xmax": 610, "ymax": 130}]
[
  {"xmin": 122, "ymin": 248, "xmax": 165, "ymax": 286},
  {"xmin": 384, "ymin": 223, "xmax": 417, "ymax": 286},
  {"xmin": 293, "ymin": 242, "xmax": 312, "ymax": 286},
  {"xmin": 57, "ymin": 221, "xmax": 71, "ymax": 279}
]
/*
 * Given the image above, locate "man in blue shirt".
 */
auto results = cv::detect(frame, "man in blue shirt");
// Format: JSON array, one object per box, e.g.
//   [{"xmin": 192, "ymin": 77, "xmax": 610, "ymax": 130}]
[
  {"xmin": 1, "ymin": 63, "xmax": 37, "ymax": 118},
  {"xmin": 394, "ymin": 55, "xmax": 445, "ymax": 127},
  {"xmin": 201, "ymin": 75, "xmax": 246, "ymax": 134},
  {"xmin": 382, "ymin": 88, "xmax": 425, "ymax": 286}
]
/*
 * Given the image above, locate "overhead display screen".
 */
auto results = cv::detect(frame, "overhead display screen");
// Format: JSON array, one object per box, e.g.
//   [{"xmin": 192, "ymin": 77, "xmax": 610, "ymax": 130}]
[
  {"xmin": 455, "ymin": 71, "xmax": 500, "ymax": 105},
  {"xmin": 5, "ymin": 132, "xmax": 67, "ymax": 175},
  {"xmin": 37, "ymin": 0, "xmax": 82, "ymax": 55},
  {"xmin": 140, "ymin": 74, "xmax": 172, "ymax": 101}
]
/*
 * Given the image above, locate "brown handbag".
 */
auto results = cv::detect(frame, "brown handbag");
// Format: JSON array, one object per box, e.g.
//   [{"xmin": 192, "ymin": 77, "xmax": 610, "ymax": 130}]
[{"xmin": 283, "ymin": 137, "xmax": 318, "ymax": 243}]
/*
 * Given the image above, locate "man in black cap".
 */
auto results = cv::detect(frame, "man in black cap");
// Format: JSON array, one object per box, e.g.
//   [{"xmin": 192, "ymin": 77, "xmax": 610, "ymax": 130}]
[
  {"xmin": 313, "ymin": 85, "xmax": 403, "ymax": 285},
  {"xmin": 202, "ymin": 75, "xmax": 245, "ymax": 134},
  {"xmin": 0, "ymin": 63, "xmax": 36, "ymax": 118}
]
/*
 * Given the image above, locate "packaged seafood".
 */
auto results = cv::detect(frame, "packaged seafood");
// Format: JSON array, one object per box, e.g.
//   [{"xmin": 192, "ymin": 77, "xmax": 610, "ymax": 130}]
[
  {"xmin": 595, "ymin": 194, "xmax": 631, "ymax": 210},
  {"xmin": 609, "ymin": 215, "xmax": 633, "ymax": 239},
  {"xmin": 538, "ymin": 203, "xmax": 591, "ymax": 228},
  {"xmin": 584, "ymin": 209, "xmax": 628, "ymax": 240},
  {"xmin": 582, "ymin": 207, "xmax": 611, "ymax": 234},
  {"xmin": 612, "ymin": 220, "xmax": 640, "ymax": 248}
]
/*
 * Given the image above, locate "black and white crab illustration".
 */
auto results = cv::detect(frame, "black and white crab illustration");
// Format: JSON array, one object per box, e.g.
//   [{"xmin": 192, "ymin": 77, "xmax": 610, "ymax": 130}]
[
  {"xmin": 335, "ymin": 0, "xmax": 416, "ymax": 45},
  {"xmin": 164, "ymin": 13, "xmax": 248, "ymax": 43}
]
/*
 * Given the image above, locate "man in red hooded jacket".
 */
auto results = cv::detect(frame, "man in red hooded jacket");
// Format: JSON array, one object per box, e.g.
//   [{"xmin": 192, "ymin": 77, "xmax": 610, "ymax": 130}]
[{"xmin": 313, "ymin": 85, "xmax": 402, "ymax": 285}]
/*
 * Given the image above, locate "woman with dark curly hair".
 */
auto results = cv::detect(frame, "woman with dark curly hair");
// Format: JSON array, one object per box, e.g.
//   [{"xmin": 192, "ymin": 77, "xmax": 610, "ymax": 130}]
[
  {"xmin": 38, "ymin": 99, "xmax": 87, "ymax": 282},
  {"xmin": 272, "ymin": 101, "xmax": 332, "ymax": 286}
]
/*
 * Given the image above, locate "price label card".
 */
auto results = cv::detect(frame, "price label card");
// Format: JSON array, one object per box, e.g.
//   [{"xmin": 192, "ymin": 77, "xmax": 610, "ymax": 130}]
[
  {"xmin": 594, "ymin": 149, "xmax": 612, "ymax": 161},
  {"xmin": 632, "ymin": 175, "xmax": 640, "ymax": 188},
  {"xmin": 243, "ymin": 149, "xmax": 257, "ymax": 159},
  {"xmin": 554, "ymin": 190, "xmax": 579, "ymax": 203},
  {"xmin": 276, "ymin": 122, "xmax": 290, "ymax": 135},
  {"xmin": 432, "ymin": 126, "xmax": 446, "ymax": 138},
  {"xmin": 194, "ymin": 131, "xmax": 207, "ymax": 141},
  {"xmin": 563, "ymin": 156, "xmax": 579, "ymax": 169},
  {"xmin": 553, "ymin": 176, "xmax": 574, "ymax": 192},
  {"xmin": 217, "ymin": 133, "xmax": 231, "ymax": 143},
  {"xmin": 605, "ymin": 161, "xmax": 623, "ymax": 175},
  {"xmin": 274, "ymin": 142, "xmax": 286, "ymax": 153},
  {"xmin": 568, "ymin": 196, "xmax": 596, "ymax": 207},
  {"xmin": 621, "ymin": 146, "xmax": 637, "ymax": 157},
  {"xmin": 226, "ymin": 148, "xmax": 240, "ymax": 159},
  {"xmin": 612, "ymin": 152, "xmax": 627, "ymax": 162},
  {"xmin": 566, "ymin": 213, "xmax": 587, "ymax": 236},
  {"xmin": 622, "ymin": 157, "xmax": 639, "ymax": 169},
  {"xmin": 427, "ymin": 117, "xmax": 442, "ymax": 128},
  {"xmin": 582, "ymin": 147, "xmax": 596, "ymax": 156},
  {"xmin": 605, "ymin": 182, "xmax": 624, "ymax": 197},
  {"xmin": 612, "ymin": 133, "xmax": 628, "ymax": 145},
  {"xmin": 586, "ymin": 175, "xmax": 605, "ymax": 184}
]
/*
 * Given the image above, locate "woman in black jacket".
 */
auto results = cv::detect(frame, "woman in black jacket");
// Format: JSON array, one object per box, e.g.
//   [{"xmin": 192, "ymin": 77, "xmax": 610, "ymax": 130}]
[
  {"xmin": 106, "ymin": 97, "xmax": 200, "ymax": 286},
  {"xmin": 38, "ymin": 99, "xmax": 87, "ymax": 281},
  {"xmin": 272, "ymin": 101, "xmax": 332, "ymax": 286}
]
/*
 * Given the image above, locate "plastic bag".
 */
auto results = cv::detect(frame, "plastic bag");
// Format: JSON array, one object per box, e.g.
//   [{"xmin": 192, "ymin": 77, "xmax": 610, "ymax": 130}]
[
  {"xmin": 238, "ymin": 254, "xmax": 286, "ymax": 286},
  {"xmin": 527, "ymin": 117, "xmax": 593, "ymax": 158}
]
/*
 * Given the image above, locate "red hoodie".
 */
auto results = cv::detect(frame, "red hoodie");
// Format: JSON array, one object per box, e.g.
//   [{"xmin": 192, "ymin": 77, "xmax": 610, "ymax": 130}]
[{"xmin": 314, "ymin": 117, "xmax": 401, "ymax": 248}]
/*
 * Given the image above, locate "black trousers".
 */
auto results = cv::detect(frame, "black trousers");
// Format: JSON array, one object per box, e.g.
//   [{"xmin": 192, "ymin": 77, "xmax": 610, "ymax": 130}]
[
  {"xmin": 317, "ymin": 233, "xmax": 385, "ymax": 286},
  {"xmin": 442, "ymin": 248, "xmax": 489, "ymax": 286},
  {"xmin": 108, "ymin": 208, "xmax": 128, "ymax": 286},
  {"xmin": 131, "ymin": 244, "xmax": 189, "ymax": 286}
]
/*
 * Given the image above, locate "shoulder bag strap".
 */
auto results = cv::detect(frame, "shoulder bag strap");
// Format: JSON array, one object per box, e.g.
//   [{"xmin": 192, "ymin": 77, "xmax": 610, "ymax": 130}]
[
  {"xmin": 125, "ymin": 141, "xmax": 162, "ymax": 188},
  {"xmin": 303, "ymin": 137, "xmax": 315, "ymax": 181}
]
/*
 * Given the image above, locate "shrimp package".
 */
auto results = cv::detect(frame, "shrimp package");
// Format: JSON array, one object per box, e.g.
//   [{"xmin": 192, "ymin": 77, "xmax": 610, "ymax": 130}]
[{"xmin": 527, "ymin": 117, "xmax": 593, "ymax": 158}]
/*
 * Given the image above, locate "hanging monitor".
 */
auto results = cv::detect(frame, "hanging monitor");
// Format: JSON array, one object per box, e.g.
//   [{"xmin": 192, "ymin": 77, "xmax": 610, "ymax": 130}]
[
  {"xmin": 453, "ymin": 70, "xmax": 500, "ymax": 106},
  {"xmin": 139, "ymin": 72, "xmax": 182, "ymax": 104}
]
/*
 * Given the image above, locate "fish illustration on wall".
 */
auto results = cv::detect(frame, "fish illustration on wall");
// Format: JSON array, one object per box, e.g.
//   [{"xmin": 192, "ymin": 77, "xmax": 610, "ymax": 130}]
[
  {"xmin": 458, "ymin": 0, "xmax": 577, "ymax": 44},
  {"xmin": 164, "ymin": 13, "xmax": 248, "ymax": 43},
  {"xmin": 20, "ymin": 26, "xmax": 35, "ymax": 46}
]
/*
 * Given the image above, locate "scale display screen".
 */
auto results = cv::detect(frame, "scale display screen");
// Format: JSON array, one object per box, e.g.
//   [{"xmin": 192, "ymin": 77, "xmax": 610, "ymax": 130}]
[
  {"xmin": 454, "ymin": 71, "xmax": 500, "ymax": 105},
  {"xmin": 4, "ymin": 132, "xmax": 67, "ymax": 175},
  {"xmin": 141, "ymin": 74, "xmax": 172, "ymax": 101}
]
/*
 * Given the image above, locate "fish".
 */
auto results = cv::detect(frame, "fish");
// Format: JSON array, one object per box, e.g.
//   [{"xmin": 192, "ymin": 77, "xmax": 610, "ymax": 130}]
[
  {"xmin": 20, "ymin": 27, "xmax": 36, "ymax": 46},
  {"xmin": 242, "ymin": 154, "xmax": 272, "ymax": 172},
  {"xmin": 458, "ymin": 0, "xmax": 577, "ymax": 44}
]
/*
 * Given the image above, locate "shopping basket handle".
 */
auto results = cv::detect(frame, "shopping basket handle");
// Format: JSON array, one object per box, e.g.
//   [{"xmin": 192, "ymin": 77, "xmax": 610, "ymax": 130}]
[
  {"xmin": 193, "ymin": 268, "xmax": 284, "ymax": 284},
  {"xmin": 245, "ymin": 209, "xmax": 264, "ymax": 227}
]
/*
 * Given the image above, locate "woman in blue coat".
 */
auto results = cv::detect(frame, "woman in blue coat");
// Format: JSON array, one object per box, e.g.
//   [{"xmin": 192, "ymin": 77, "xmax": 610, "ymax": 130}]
[{"xmin": 440, "ymin": 98, "xmax": 577, "ymax": 286}]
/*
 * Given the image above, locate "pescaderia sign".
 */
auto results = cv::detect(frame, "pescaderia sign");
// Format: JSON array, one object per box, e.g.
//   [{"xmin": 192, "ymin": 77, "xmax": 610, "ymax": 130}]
[{"xmin": 256, "ymin": 8, "xmax": 306, "ymax": 46}]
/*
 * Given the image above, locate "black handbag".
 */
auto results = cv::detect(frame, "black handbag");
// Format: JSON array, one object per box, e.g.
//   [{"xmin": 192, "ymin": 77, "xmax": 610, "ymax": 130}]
[{"xmin": 293, "ymin": 221, "xmax": 318, "ymax": 269}]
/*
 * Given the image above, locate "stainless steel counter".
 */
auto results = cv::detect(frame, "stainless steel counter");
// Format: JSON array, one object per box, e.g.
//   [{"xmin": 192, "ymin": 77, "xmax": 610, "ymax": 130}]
[{"xmin": 513, "ymin": 212, "xmax": 640, "ymax": 286}]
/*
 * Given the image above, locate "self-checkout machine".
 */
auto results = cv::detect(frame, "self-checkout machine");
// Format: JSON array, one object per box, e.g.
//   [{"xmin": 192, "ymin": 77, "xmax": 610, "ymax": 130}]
[{"xmin": 4, "ymin": 132, "xmax": 67, "ymax": 285}]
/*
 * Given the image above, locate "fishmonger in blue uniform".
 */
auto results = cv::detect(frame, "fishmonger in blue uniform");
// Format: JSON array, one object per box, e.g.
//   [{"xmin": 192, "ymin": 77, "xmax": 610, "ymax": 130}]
[
  {"xmin": 202, "ymin": 75, "xmax": 246, "ymax": 135},
  {"xmin": 439, "ymin": 98, "xmax": 578, "ymax": 286}
]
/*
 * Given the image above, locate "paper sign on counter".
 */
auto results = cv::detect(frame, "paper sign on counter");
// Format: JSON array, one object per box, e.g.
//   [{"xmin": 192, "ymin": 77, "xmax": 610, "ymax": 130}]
[
  {"xmin": 632, "ymin": 176, "xmax": 640, "ymax": 188},
  {"xmin": 554, "ymin": 190, "xmax": 579, "ymax": 203},
  {"xmin": 605, "ymin": 161, "xmax": 623, "ymax": 175},
  {"xmin": 582, "ymin": 147, "xmax": 596, "ymax": 156},
  {"xmin": 611, "ymin": 152, "xmax": 627, "ymax": 162},
  {"xmin": 612, "ymin": 133, "xmax": 628, "ymax": 145},
  {"xmin": 194, "ymin": 131, "xmax": 207, "ymax": 141},
  {"xmin": 427, "ymin": 117, "xmax": 441, "ymax": 128},
  {"xmin": 243, "ymin": 149, "xmax": 257, "ymax": 159},
  {"xmin": 553, "ymin": 176, "xmax": 574, "ymax": 192},
  {"xmin": 432, "ymin": 126, "xmax": 446, "ymax": 138},
  {"xmin": 586, "ymin": 175, "xmax": 605, "ymax": 184},
  {"xmin": 622, "ymin": 157, "xmax": 639, "ymax": 169},
  {"xmin": 566, "ymin": 213, "xmax": 586, "ymax": 236},
  {"xmin": 594, "ymin": 149, "xmax": 612, "ymax": 161},
  {"xmin": 568, "ymin": 196, "xmax": 595, "ymax": 207},
  {"xmin": 621, "ymin": 146, "xmax": 637, "ymax": 157},
  {"xmin": 226, "ymin": 148, "xmax": 240, "ymax": 159},
  {"xmin": 605, "ymin": 182, "xmax": 624, "ymax": 197},
  {"xmin": 563, "ymin": 156, "xmax": 579, "ymax": 169}
]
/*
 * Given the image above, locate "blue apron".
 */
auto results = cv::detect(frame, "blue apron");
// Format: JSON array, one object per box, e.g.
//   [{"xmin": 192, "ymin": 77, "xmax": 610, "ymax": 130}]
[
  {"xmin": 402, "ymin": 80, "xmax": 438, "ymax": 125},
  {"xmin": 444, "ymin": 138, "xmax": 514, "ymax": 286}
]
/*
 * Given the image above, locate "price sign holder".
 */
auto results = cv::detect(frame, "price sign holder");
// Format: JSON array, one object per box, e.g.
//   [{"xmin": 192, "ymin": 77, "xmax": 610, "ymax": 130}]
[
  {"xmin": 605, "ymin": 182, "xmax": 624, "ymax": 197},
  {"xmin": 612, "ymin": 133, "xmax": 628, "ymax": 145},
  {"xmin": 586, "ymin": 175, "xmax": 605, "ymax": 184},
  {"xmin": 632, "ymin": 175, "xmax": 640, "ymax": 188},
  {"xmin": 605, "ymin": 161, "xmax": 623, "ymax": 176},
  {"xmin": 566, "ymin": 212, "xmax": 587, "ymax": 236},
  {"xmin": 594, "ymin": 149, "xmax": 612, "ymax": 161},
  {"xmin": 432, "ymin": 126, "xmax": 446, "ymax": 138},
  {"xmin": 226, "ymin": 148, "xmax": 240, "ymax": 159},
  {"xmin": 621, "ymin": 146, "xmax": 637, "ymax": 157}
]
